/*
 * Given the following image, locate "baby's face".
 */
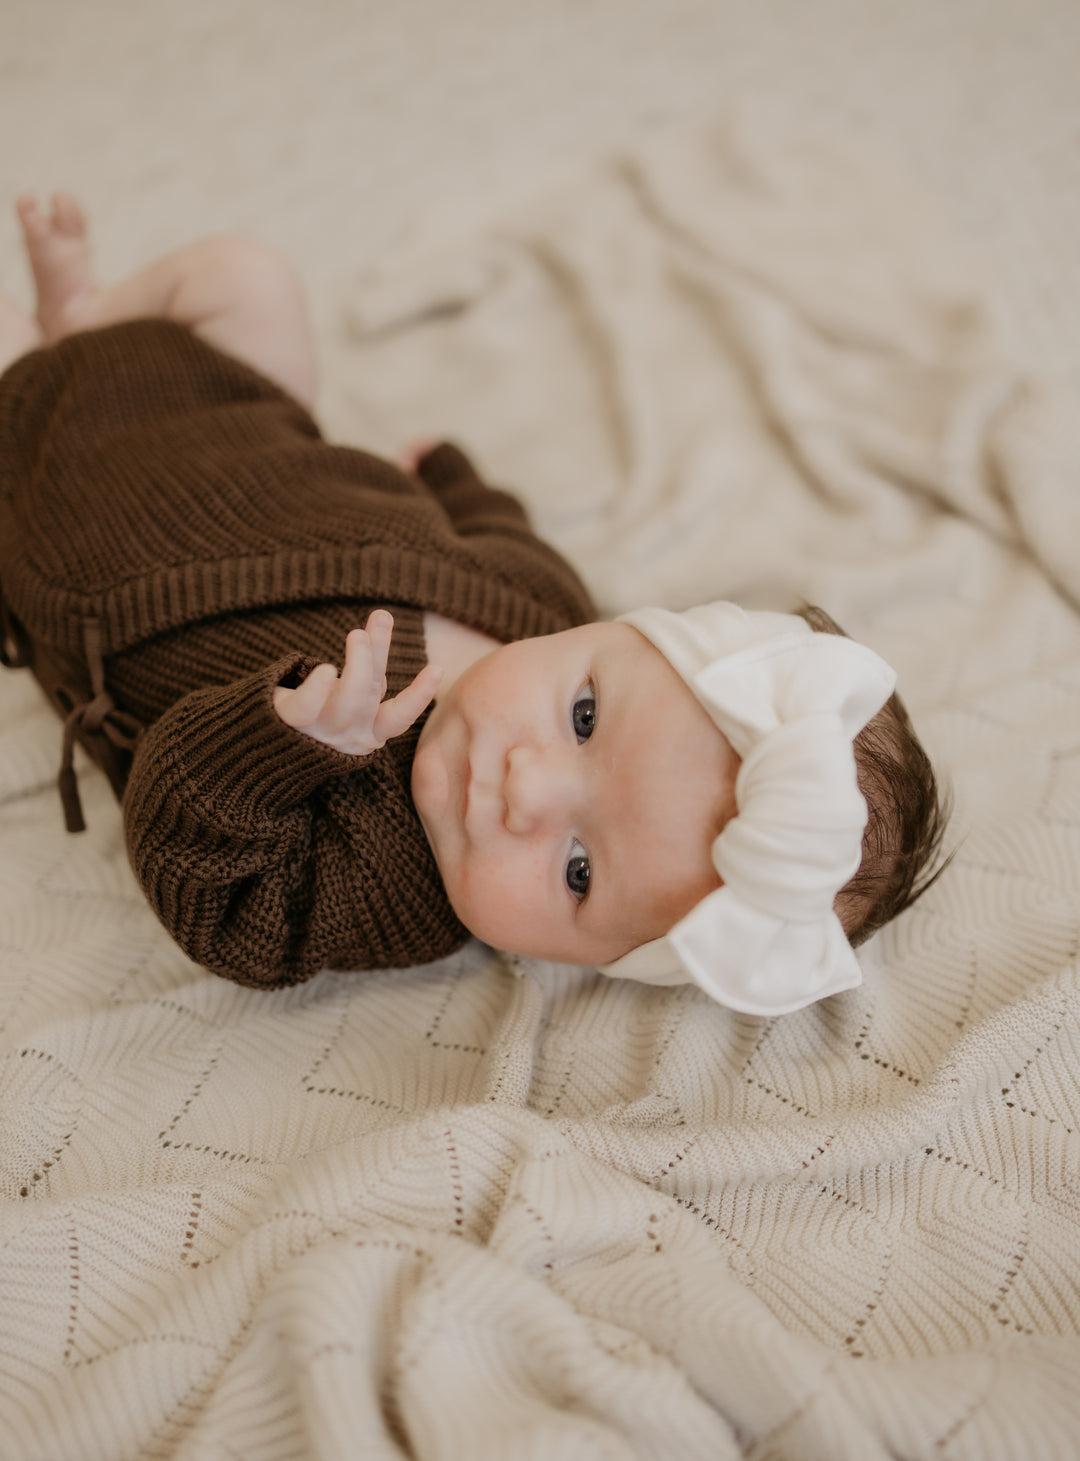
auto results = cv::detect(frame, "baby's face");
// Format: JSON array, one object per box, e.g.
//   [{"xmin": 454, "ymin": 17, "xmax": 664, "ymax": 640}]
[{"xmin": 411, "ymin": 621, "xmax": 738, "ymax": 965}]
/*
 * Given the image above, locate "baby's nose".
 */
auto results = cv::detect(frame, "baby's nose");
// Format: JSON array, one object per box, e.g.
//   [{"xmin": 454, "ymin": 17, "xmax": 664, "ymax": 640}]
[{"xmin": 504, "ymin": 745, "xmax": 577, "ymax": 835}]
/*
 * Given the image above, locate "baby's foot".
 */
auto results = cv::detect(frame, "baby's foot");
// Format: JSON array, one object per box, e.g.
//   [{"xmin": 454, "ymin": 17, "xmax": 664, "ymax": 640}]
[
  {"xmin": 0, "ymin": 290, "xmax": 44, "ymax": 376},
  {"xmin": 16, "ymin": 193, "xmax": 101, "ymax": 342}
]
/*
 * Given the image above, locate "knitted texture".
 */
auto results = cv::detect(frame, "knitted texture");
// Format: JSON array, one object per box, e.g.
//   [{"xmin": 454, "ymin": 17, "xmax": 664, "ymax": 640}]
[
  {"xmin": 0, "ymin": 320, "xmax": 593, "ymax": 661},
  {"xmin": 0, "ymin": 321, "xmax": 596, "ymax": 984}
]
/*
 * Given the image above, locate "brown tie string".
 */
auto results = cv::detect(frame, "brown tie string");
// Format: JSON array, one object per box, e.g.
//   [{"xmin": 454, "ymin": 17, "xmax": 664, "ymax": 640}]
[{"xmin": 58, "ymin": 618, "xmax": 143, "ymax": 833}]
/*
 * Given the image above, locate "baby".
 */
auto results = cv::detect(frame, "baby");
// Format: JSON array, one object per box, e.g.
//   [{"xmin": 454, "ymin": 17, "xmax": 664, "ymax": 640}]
[{"xmin": 0, "ymin": 196, "xmax": 946, "ymax": 1016}]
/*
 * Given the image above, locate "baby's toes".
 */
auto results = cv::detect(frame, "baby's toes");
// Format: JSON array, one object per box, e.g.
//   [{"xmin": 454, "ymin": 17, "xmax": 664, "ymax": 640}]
[
  {"xmin": 15, "ymin": 195, "xmax": 46, "ymax": 241},
  {"xmin": 50, "ymin": 193, "xmax": 88, "ymax": 240}
]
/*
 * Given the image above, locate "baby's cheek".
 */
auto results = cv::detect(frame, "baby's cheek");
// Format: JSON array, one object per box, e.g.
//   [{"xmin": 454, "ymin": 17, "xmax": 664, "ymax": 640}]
[
  {"xmin": 453, "ymin": 848, "xmax": 547, "ymax": 947},
  {"xmin": 411, "ymin": 733, "xmax": 460, "ymax": 840}
]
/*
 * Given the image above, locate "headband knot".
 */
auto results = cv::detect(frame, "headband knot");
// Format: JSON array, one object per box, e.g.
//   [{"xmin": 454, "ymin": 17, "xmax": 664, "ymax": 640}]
[{"xmin": 599, "ymin": 603, "xmax": 896, "ymax": 1015}]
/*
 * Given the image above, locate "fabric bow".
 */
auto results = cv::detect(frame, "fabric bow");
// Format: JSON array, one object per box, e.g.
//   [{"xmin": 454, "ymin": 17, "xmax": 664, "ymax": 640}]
[{"xmin": 599, "ymin": 603, "xmax": 896, "ymax": 1016}]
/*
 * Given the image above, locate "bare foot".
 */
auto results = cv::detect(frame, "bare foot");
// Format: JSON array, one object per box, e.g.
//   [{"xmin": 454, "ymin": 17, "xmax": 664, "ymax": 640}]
[
  {"xmin": 0, "ymin": 291, "xmax": 43, "ymax": 376},
  {"xmin": 16, "ymin": 193, "xmax": 102, "ymax": 342}
]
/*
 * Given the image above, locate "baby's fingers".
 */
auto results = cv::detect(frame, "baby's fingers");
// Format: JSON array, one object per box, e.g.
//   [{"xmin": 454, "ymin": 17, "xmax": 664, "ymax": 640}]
[
  {"xmin": 271, "ymin": 611, "xmax": 424, "ymax": 755},
  {"xmin": 373, "ymin": 663, "xmax": 444, "ymax": 743},
  {"xmin": 318, "ymin": 622, "xmax": 384, "ymax": 734},
  {"xmin": 273, "ymin": 662, "xmax": 339, "ymax": 730},
  {"xmin": 359, "ymin": 609, "xmax": 394, "ymax": 677},
  {"xmin": 317, "ymin": 611, "xmax": 396, "ymax": 733}
]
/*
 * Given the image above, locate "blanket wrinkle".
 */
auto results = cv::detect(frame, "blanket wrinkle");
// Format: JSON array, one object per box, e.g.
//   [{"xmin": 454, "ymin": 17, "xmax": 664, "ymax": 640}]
[{"xmin": 5, "ymin": 113, "xmax": 1080, "ymax": 1459}]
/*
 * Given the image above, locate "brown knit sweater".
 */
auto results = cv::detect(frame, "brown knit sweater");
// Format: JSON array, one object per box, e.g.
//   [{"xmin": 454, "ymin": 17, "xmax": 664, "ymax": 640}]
[{"xmin": 0, "ymin": 320, "xmax": 596, "ymax": 986}]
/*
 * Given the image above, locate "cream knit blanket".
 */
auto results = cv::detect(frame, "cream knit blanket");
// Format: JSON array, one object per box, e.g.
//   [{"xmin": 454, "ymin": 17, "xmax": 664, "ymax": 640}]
[{"xmin": 2, "ymin": 118, "xmax": 1079, "ymax": 1460}]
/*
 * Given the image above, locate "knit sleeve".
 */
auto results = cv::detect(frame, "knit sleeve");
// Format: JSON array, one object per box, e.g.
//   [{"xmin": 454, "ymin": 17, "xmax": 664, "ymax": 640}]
[{"xmin": 122, "ymin": 654, "xmax": 442, "ymax": 986}]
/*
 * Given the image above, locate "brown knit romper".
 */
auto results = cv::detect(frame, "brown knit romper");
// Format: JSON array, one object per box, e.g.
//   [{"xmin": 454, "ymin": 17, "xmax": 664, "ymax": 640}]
[{"xmin": 0, "ymin": 320, "xmax": 595, "ymax": 986}]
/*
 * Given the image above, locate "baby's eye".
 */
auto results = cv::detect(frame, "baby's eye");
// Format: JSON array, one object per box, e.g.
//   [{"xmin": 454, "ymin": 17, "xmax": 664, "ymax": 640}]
[
  {"xmin": 571, "ymin": 684, "xmax": 596, "ymax": 743},
  {"xmin": 566, "ymin": 839, "xmax": 591, "ymax": 900}
]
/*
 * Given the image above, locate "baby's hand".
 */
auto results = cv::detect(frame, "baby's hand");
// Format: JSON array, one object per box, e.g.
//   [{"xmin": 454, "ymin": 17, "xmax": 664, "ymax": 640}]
[{"xmin": 272, "ymin": 610, "xmax": 442, "ymax": 756}]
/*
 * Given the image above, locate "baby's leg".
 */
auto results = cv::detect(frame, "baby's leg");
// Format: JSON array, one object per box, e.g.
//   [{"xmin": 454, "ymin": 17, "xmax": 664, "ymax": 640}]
[
  {"xmin": 17, "ymin": 194, "xmax": 317, "ymax": 410},
  {"xmin": 0, "ymin": 291, "xmax": 43, "ymax": 376}
]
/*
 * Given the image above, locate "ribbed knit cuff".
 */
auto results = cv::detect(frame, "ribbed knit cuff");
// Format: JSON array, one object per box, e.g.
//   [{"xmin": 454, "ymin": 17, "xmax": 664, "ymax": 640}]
[{"xmin": 161, "ymin": 654, "xmax": 375, "ymax": 832}]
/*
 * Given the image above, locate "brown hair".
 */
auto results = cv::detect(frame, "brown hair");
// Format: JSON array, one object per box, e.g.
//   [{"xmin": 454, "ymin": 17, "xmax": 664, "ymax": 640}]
[{"xmin": 797, "ymin": 604, "xmax": 951, "ymax": 945}]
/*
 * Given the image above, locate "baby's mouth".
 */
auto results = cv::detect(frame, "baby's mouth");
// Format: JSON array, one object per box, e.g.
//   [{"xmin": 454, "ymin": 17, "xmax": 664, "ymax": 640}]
[
  {"xmin": 461, "ymin": 750, "xmax": 473, "ymax": 829},
  {"xmin": 463, "ymin": 758, "xmax": 484, "ymax": 839}
]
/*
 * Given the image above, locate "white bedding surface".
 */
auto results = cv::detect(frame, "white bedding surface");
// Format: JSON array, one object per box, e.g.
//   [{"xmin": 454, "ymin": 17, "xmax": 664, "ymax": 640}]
[{"xmin": 3, "ymin": 5, "xmax": 1080, "ymax": 1458}]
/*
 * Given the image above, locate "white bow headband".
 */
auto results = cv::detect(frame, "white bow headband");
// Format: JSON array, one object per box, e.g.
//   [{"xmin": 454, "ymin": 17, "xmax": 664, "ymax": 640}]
[{"xmin": 599, "ymin": 602, "xmax": 896, "ymax": 1016}]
